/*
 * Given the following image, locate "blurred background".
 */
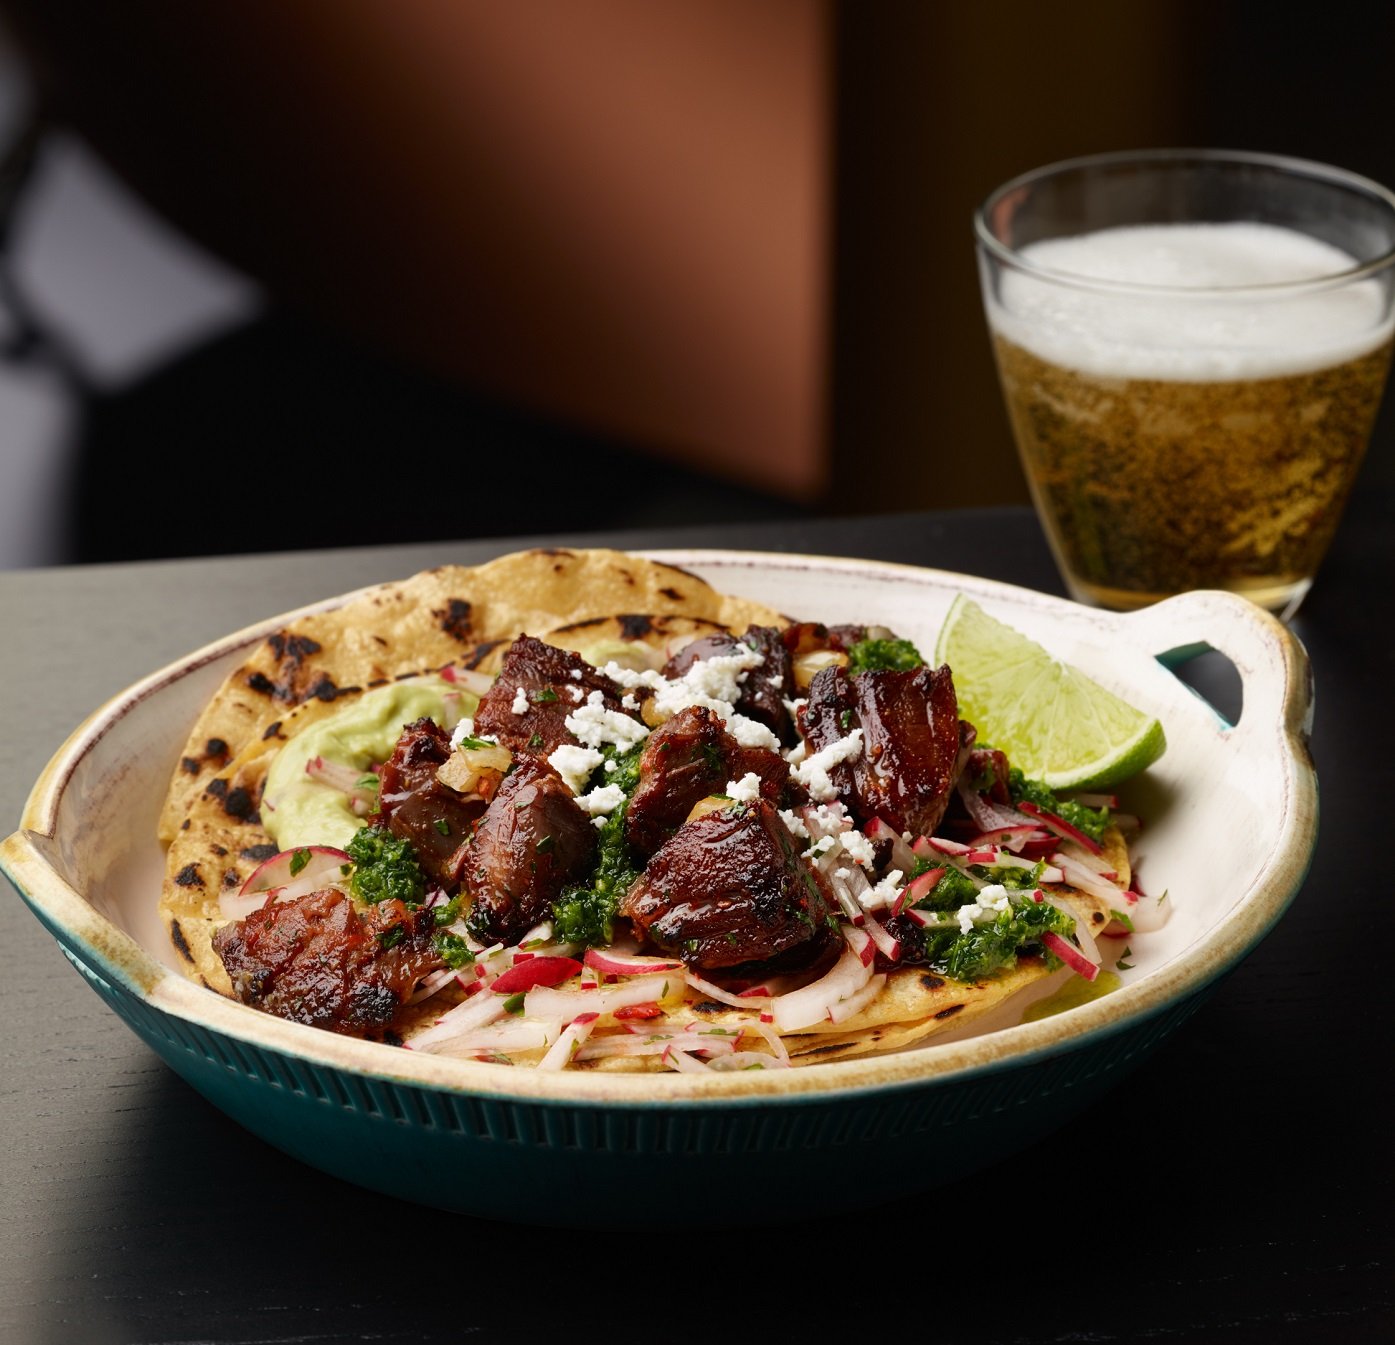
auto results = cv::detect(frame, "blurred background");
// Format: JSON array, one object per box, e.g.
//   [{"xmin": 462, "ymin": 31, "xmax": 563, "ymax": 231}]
[{"xmin": 2, "ymin": 0, "xmax": 1393, "ymax": 568}]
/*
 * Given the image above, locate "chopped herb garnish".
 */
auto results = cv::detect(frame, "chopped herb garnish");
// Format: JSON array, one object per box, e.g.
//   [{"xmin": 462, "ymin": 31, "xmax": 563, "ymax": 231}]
[
  {"xmin": 433, "ymin": 818, "xmax": 451, "ymax": 836},
  {"xmin": 502, "ymin": 992, "xmax": 526, "ymax": 1014},
  {"xmin": 528, "ymin": 732, "xmax": 545, "ymax": 750},
  {"xmin": 919, "ymin": 897, "xmax": 1073, "ymax": 980},
  {"xmin": 549, "ymin": 741, "xmax": 646, "ymax": 946},
  {"xmin": 1110, "ymin": 907, "xmax": 1136, "ymax": 932},
  {"xmin": 530, "ymin": 687, "xmax": 559, "ymax": 704},
  {"xmin": 1117, "ymin": 946, "xmax": 1135, "ymax": 970},
  {"xmin": 433, "ymin": 930, "xmax": 474, "ymax": 969},
  {"xmin": 345, "ymin": 827, "xmax": 426, "ymax": 906},
  {"xmin": 1008, "ymin": 769, "xmax": 1110, "ymax": 843},
  {"xmin": 377, "ymin": 924, "xmax": 405, "ymax": 950},
  {"xmin": 845, "ymin": 637, "xmax": 924, "ymax": 676},
  {"xmin": 454, "ymin": 734, "xmax": 497, "ymax": 751},
  {"xmin": 288, "ymin": 847, "xmax": 311, "ymax": 877}
]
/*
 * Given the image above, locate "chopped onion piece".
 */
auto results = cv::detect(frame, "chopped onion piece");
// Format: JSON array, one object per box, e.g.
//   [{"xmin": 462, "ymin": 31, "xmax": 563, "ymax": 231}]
[
  {"xmin": 526, "ymin": 972, "xmax": 681, "ymax": 1022},
  {"xmin": 537, "ymin": 1012, "xmax": 600, "ymax": 1071},
  {"xmin": 684, "ymin": 968, "xmax": 771, "ymax": 1010},
  {"xmin": 956, "ymin": 782, "xmax": 1036, "ymax": 833},
  {"xmin": 439, "ymin": 665, "xmax": 494, "ymax": 695},
  {"xmin": 409, "ymin": 990, "xmax": 512, "ymax": 1051},
  {"xmin": 1051, "ymin": 850, "xmax": 1123, "ymax": 903},
  {"xmin": 769, "ymin": 944, "xmax": 876, "ymax": 1032},
  {"xmin": 826, "ymin": 972, "xmax": 887, "ymax": 1024}
]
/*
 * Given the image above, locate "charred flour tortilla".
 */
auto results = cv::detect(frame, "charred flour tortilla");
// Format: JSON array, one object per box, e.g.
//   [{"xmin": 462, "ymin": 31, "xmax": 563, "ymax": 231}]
[{"xmin": 159, "ymin": 548, "xmax": 1135, "ymax": 1067}]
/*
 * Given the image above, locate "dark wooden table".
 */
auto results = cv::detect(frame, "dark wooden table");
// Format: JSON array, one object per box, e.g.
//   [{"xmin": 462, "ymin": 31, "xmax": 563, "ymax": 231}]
[{"xmin": 2, "ymin": 495, "xmax": 1390, "ymax": 1344}]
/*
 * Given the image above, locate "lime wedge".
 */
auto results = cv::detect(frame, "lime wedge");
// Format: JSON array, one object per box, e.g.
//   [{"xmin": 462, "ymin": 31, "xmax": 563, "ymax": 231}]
[{"xmin": 933, "ymin": 595, "xmax": 1165, "ymax": 790}]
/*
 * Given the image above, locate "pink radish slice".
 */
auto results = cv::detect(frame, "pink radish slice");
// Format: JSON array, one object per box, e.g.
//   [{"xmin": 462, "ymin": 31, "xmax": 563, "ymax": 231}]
[{"xmin": 220, "ymin": 846, "xmax": 352, "ymax": 920}]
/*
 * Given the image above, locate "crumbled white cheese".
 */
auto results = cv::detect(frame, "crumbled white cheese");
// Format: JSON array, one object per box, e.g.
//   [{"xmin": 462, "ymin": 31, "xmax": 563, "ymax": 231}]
[
  {"xmin": 603, "ymin": 646, "xmax": 764, "ymax": 723},
  {"xmin": 783, "ymin": 696, "xmax": 807, "ymax": 719},
  {"xmin": 725, "ymin": 772, "xmax": 763, "ymax": 804},
  {"xmin": 785, "ymin": 740, "xmax": 807, "ymax": 765},
  {"xmin": 724, "ymin": 713, "xmax": 780, "ymax": 751},
  {"xmin": 806, "ymin": 835, "xmax": 836, "ymax": 859},
  {"xmin": 838, "ymin": 828, "xmax": 876, "ymax": 868},
  {"xmin": 449, "ymin": 717, "xmax": 499, "ymax": 748},
  {"xmin": 860, "ymin": 869, "xmax": 905, "ymax": 912},
  {"xmin": 567, "ymin": 684, "xmax": 585, "ymax": 703},
  {"xmin": 576, "ymin": 783, "xmax": 626, "ymax": 817},
  {"xmin": 548, "ymin": 744, "xmax": 604, "ymax": 795},
  {"xmin": 621, "ymin": 692, "xmax": 640, "ymax": 711},
  {"xmin": 510, "ymin": 686, "xmax": 529, "ymax": 715},
  {"xmin": 792, "ymin": 729, "xmax": 863, "ymax": 802},
  {"xmin": 570, "ymin": 668, "xmax": 583, "ymax": 680},
  {"xmin": 565, "ymin": 689, "xmax": 650, "ymax": 751},
  {"xmin": 955, "ymin": 883, "xmax": 1012, "ymax": 933},
  {"xmin": 779, "ymin": 808, "xmax": 809, "ymax": 840}
]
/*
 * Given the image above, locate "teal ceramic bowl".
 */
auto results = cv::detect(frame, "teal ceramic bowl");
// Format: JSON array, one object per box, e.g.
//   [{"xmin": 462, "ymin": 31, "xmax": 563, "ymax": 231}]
[{"xmin": 1, "ymin": 552, "xmax": 1317, "ymax": 1225}]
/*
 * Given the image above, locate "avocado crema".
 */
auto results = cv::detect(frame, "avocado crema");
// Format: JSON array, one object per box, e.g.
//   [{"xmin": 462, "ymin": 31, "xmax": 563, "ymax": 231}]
[{"xmin": 262, "ymin": 676, "xmax": 471, "ymax": 851}]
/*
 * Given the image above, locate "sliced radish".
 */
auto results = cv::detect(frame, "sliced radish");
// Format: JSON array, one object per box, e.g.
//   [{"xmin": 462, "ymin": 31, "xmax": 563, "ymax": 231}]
[
  {"xmin": 221, "ymin": 845, "xmax": 352, "ymax": 920},
  {"xmin": 1040, "ymin": 931, "xmax": 1099, "ymax": 981},
  {"xmin": 489, "ymin": 956, "xmax": 583, "ymax": 995},
  {"xmin": 1017, "ymin": 801, "xmax": 1104, "ymax": 855},
  {"xmin": 238, "ymin": 845, "xmax": 352, "ymax": 899},
  {"xmin": 583, "ymin": 948, "xmax": 685, "ymax": 977}
]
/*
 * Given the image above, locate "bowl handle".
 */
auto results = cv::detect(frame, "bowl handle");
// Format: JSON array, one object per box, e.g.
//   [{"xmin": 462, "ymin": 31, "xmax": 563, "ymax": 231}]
[{"xmin": 1118, "ymin": 591, "xmax": 1314, "ymax": 746}]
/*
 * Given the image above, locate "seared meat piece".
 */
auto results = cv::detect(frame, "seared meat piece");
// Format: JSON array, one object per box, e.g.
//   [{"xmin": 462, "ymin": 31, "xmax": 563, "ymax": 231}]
[
  {"xmin": 376, "ymin": 718, "xmax": 484, "ymax": 888},
  {"xmin": 474, "ymin": 635, "xmax": 633, "ymax": 756},
  {"xmin": 621, "ymin": 799, "xmax": 837, "ymax": 974},
  {"xmin": 214, "ymin": 888, "xmax": 440, "ymax": 1036},
  {"xmin": 962, "ymin": 742, "xmax": 1011, "ymax": 805},
  {"xmin": 799, "ymin": 663, "xmax": 963, "ymax": 838},
  {"xmin": 663, "ymin": 625, "xmax": 796, "ymax": 742},
  {"xmin": 624, "ymin": 705, "xmax": 797, "ymax": 858},
  {"xmin": 463, "ymin": 756, "xmax": 598, "ymax": 944}
]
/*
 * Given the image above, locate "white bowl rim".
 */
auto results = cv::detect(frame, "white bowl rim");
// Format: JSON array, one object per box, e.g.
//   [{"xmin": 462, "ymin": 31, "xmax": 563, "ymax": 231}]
[{"xmin": 2, "ymin": 548, "xmax": 1317, "ymax": 1107}]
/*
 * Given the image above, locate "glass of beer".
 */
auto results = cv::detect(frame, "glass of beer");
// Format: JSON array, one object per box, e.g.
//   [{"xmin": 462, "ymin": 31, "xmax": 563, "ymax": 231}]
[{"xmin": 975, "ymin": 149, "xmax": 1395, "ymax": 617}]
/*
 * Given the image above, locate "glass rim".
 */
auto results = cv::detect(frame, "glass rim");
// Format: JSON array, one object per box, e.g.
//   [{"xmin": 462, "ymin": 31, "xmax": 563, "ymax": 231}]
[{"xmin": 974, "ymin": 148, "xmax": 1395, "ymax": 298}]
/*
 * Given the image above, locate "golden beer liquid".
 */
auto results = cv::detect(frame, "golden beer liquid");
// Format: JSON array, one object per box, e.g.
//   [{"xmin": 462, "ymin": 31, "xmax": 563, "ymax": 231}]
[{"xmin": 993, "ymin": 334, "xmax": 1394, "ymax": 612}]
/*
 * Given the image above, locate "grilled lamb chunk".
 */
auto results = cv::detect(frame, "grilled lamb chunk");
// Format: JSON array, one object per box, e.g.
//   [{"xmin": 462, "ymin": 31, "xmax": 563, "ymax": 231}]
[
  {"xmin": 962, "ymin": 743, "xmax": 1011, "ymax": 805},
  {"xmin": 376, "ymin": 718, "xmax": 486, "ymax": 888},
  {"xmin": 621, "ymin": 798, "xmax": 837, "ymax": 974},
  {"xmin": 799, "ymin": 663, "xmax": 963, "ymax": 838},
  {"xmin": 624, "ymin": 705, "xmax": 798, "ymax": 858},
  {"xmin": 474, "ymin": 635, "xmax": 634, "ymax": 757},
  {"xmin": 463, "ymin": 756, "xmax": 598, "ymax": 944},
  {"xmin": 214, "ymin": 887, "xmax": 440, "ymax": 1036},
  {"xmin": 663, "ymin": 625, "xmax": 796, "ymax": 742}
]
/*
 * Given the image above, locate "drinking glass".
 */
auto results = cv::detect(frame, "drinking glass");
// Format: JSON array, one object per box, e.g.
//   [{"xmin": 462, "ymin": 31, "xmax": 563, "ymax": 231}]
[{"xmin": 975, "ymin": 149, "xmax": 1395, "ymax": 618}]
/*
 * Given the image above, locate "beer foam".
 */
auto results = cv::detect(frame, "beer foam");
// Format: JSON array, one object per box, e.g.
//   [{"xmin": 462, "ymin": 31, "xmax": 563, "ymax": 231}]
[{"xmin": 988, "ymin": 223, "xmax": 1394, "ymax": 380}]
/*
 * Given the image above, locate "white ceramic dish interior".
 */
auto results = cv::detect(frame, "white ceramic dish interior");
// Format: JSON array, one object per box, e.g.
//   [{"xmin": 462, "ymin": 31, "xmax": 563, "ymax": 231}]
[{"xmin": 3, "ymin": 550, "xmax": 1316, "ymax": 1110}]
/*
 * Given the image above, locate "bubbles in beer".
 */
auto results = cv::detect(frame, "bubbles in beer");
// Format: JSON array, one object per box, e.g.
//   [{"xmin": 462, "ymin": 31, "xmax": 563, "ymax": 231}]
[{"xmin": 986, "ymin": 223, "xmax": 1394, "ymax": 613}]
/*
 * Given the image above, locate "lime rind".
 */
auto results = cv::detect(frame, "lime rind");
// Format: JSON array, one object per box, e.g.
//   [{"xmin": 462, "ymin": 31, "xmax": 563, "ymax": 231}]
[{"xmin": 934, "ymin": 595, "xmax": 1166, "ymax": 789}]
